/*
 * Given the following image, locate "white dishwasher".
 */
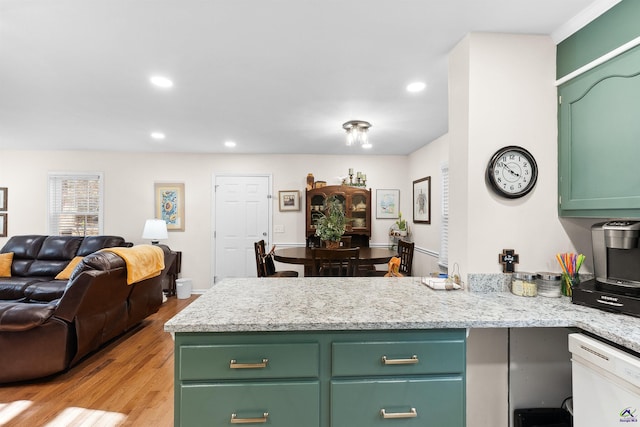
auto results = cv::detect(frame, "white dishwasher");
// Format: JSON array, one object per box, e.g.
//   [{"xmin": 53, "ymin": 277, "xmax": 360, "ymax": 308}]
[{"xmin": 569, "ymin": 333, "xmax": 640, "ymax": 426}]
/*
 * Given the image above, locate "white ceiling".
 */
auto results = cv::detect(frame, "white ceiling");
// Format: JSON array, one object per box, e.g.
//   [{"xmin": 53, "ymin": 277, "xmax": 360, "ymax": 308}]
[{"xmin": 0, "ymin": 0, "xmax": 615, "ymax": 155}]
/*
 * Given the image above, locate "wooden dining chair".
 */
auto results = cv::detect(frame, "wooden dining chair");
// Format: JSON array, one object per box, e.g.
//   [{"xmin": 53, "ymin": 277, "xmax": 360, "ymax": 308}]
[
  {"xmin": 397, "ymin": 240, "xmax": 415, "ymax": 276},
  {"xmin": 311, "ymin": 248, "xmax": 360, "ymax": 277},
  {"xmin": 339, "ymin": 236, "xmax": 352, "ymax": 248},
  {"xmin": 254, "ymin": 240, "xmax": 299, "ymax": 278},
  {"xmin": 366, "ymin": 240, "xmax": 415, "ymax": 277}
]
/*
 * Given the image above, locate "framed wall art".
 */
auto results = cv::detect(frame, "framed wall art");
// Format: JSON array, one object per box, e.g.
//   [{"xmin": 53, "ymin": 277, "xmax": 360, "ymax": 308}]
[
  {"xmin": 376, "ymin": 189, "xmax": 400, "ymax": 219},
  {"xmin": 279, "ymin": 190, "xmax": 300, "ymax": 211},
  {"xmin": 0, "ymin": 187, "xmax": 7, "ymax": 211},
  {"xmin": 413, "ymin": 176, "xmax": 431, "ymax": 224},
  {"xmin": 0, "ymin": 213, "xmax": 6, "ymax": 237},
  {"xmin": 155, "ymin": 183, "xmax": 185, "ymax": 231}
]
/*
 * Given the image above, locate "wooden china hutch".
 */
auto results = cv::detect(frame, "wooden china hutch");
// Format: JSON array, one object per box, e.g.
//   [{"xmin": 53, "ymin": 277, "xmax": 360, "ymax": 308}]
[{"xmin": 305, "ymin": 185, "xmax": 371, "ymax": 248}]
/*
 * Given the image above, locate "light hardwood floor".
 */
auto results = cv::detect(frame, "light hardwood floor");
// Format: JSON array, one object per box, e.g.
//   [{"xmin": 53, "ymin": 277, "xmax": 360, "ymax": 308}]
[{"xmin": 0, "ymin": 295, "xmax": 198, "ymax": 427}]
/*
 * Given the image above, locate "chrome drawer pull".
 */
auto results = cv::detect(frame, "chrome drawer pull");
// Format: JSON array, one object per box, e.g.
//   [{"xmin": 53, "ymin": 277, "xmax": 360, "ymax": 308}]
[
  {"xmin": 229, "ymin": 358, "xmax": 269, "ymax": 369},
  {"xmin": 380, "ymin": 408, "xmax": 417, "ymax": 419},
  {"xmin": 230, "ymin": 412, "xmax": 269, "ymax": 424},
  {"xmin": 381, "ymin": 355, "xmax": 419, "ymax": 365}
]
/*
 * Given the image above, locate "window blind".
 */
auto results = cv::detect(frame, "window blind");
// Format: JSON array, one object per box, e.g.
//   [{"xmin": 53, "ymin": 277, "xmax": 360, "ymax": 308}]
[
  {"xmin": 439, "ymin": 164, "xmax": 449, "ymax": 269},
  {"xmin": 48, "ymin": 173, "xmax": 103, "ymax": 236}
]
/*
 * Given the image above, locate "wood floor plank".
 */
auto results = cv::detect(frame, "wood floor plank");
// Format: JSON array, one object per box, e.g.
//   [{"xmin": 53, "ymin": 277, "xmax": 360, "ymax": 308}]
[{"xmin": 0, "ymin": 295, "xmax": 197, "ymax": 427}]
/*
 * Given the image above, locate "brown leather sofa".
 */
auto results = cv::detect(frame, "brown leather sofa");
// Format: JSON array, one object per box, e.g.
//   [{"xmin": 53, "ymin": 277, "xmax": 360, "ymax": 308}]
[{"xmin": 0, "ymin": 235, "xmax": 175, "ymax": 383}]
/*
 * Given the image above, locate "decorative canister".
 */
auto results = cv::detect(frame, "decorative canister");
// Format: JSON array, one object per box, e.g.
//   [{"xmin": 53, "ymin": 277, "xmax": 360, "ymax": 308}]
[
  {"xmin": 511, "ymin": 272, "xmax": 537, "ymax": 297},
  {"xmin": 306, "ymin": 173, "xmax": 314, "ymax": 190},
  {"xmin": 536, "ymin": 272, "xmax": 563, "ymax": 297}
]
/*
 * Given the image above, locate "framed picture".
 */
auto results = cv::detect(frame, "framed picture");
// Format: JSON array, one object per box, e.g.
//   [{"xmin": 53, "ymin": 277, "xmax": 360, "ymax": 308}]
[
  {"xmin": 155, "ymin": 183, "xmax": 185, "ymax": 231},
  {"xmin": 0, "ymin": 187, "xmax": 6, "ymax": 211},
  {"xmin": 413, "ymin": 177, "xmax": 431, "ymax": 224},
  {"xmin": 376, "ymin": 189, "xmax": 400, "ymax": 219},
  {"xmin": 0, "ymin": 213, "xmax": 6, "ymax": 237},
  {"xmin": 279, "ymin": 190, "xmax": 300, "ymax": 211}
]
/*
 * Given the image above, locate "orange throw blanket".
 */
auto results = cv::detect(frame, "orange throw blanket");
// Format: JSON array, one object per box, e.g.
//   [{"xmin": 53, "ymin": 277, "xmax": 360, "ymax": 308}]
[
  {"xmin": 101, "ymin": 245, "xmax": 165, "ymax": 285},
  {"xmin": 384, "ymin": 256, "xmax": 404, "ymax": 277}
]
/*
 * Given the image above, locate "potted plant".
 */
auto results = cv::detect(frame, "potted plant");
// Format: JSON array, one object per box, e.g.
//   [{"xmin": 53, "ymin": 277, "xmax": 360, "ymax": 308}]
[
  {"xmin": 314, "ymin": 195, "xmax": 348, "ymax": 248},
  {"xmin": 395, "ymin": 212, "xmax": 408, "ymax": 236}
]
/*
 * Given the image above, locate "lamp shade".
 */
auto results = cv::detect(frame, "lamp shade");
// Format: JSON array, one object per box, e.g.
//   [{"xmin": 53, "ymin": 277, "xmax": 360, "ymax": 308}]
[{"xmin": 142, "ymin": 219, "xmax": 168, "ymax": 243}]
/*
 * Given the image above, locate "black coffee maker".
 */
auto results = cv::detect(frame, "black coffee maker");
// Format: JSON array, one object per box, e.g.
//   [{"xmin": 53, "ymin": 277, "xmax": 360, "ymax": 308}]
[{"xmin": 572, "ymin": 221, "xmax": 640, "ymax": 316}]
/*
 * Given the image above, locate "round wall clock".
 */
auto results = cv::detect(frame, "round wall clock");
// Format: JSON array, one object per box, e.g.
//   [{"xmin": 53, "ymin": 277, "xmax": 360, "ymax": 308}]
[{"xmin": 486, "ymin": 145, "xmax": 538, "ymax": 199}]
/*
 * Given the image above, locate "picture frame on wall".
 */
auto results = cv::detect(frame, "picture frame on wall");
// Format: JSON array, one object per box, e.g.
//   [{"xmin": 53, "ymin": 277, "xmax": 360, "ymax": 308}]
[
  {"xmin": 413, "ymin": 177, "xmax": 431, "ymax": 224},
  {"xmin": 0, "ymin": 213, "xmax": 6, "ymax": 237},
  {"xmin": 279, "ymin": 190, "xmax": 300, "ymax": 211},
  {"xmin": 155, "ymin": 183, "xmax": 185, "ymax": 231},
  {"xmin": 376, "ymin": 189, "xmax": 400, "ymax": 219},
  {"xmin": 0, "ymin": 187, "xmax": 7, "ymax": 211}
]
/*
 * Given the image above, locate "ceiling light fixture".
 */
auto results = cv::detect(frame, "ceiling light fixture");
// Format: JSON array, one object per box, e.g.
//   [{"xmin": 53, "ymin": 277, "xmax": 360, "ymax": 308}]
[
  {"xmin": 342, "ymin": 120, "xmax": 372, "ymax": 149},
  {"xmin": 150, "ymin": 132, "xmax": 166, "ymax": 140},
  {"xmin": 149, "ymin": 75, "xmax": 174, "ymax": 88},
  {"xmin": 406, "ymin": 81, "xmax": 426, "ymax": 93},
  {"xmin": 224, "ymin": 141, "xmax": 236, "ymax": 148}
]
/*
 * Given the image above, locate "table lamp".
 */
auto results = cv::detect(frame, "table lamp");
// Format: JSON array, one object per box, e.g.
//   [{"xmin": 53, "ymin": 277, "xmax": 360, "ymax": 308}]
[{"xmin": 142, "ymin": 219, "xmax": 168, "ymax": 244}]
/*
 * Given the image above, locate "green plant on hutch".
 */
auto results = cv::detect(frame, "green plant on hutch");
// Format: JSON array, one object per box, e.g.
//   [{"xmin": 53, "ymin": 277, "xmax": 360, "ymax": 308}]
[{"xmin": 314, "ymin": 195, "xmax": 349, "ymax": 248}]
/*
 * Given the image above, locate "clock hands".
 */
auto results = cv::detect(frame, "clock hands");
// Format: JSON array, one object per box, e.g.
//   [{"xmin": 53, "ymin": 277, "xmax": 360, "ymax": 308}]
[{"xmin": 503, "ymin": 163, "xmax": 520, "ymax": 178}]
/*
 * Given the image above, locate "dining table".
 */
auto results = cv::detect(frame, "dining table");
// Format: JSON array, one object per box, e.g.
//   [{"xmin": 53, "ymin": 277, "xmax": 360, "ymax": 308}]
[{"xmin": 273, "ymin": 246, "xmax": 398, "ymax": 276}]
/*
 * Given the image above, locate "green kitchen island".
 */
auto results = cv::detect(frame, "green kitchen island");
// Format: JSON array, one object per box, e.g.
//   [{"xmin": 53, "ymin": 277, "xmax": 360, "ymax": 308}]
[{"xmin": 165, "ymin": 276, "xmax": 640, "ymax": 427}]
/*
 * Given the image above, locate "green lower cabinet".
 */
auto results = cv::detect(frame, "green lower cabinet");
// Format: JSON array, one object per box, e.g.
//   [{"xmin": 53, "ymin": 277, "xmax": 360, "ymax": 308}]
[
  {"xmin": 174, "ymin": 330, "xmax": 466, "ymax": 427},
  {"xmin": 179, "ymin": 343, "xmax": 319, "ymax": 380},
  {"xmin": 331, "ymin": 377, "xmax": 464, "ymax": 427},
  {"xmin": 180, "ymin": 381, "xmax": 320, "ymax": 426}
]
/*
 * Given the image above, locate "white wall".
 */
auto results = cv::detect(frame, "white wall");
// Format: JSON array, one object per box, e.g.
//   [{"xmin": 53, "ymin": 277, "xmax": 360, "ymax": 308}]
[
  {"xmin": 408, "ymin": 133, "xmax": 449, "ymax": 276},
  {"xmin": 0, "ymin": 151, "xmax": 415, "ymax": 291},
  {"xmin": 448, "ymin": 33, "xmax": 577, "ymax": 427},
  {"xmin": 450, "ymin": 33, "xmax": 590, "ymax": 281}
]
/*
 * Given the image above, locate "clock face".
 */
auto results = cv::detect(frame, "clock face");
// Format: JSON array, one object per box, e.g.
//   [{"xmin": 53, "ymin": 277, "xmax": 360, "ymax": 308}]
[{"xmin": 486, "ymin": 146, "xmax": 538, "ymax": 198}]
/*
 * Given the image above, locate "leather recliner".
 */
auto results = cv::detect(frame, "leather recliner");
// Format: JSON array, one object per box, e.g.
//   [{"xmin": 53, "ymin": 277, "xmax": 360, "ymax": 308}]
[{"xmin": 0, "ymin": 235, "xmax": 173, "ymax": 383}]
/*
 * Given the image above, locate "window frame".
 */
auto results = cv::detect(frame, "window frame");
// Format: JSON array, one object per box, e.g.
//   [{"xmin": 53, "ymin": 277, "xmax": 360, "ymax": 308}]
[
  {"xmin": 47, "ymin": 172, "xmax": 104, "ymax": 236},
  {"xmin": 439, "ymin": 163, "xmax": 449, "ymax": 270}
]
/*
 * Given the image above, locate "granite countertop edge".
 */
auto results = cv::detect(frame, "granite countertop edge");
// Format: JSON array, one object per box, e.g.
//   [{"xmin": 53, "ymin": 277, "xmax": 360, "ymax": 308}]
[{"xmin": 164, "ymin": 277, "xmax": 640, "ymax": 353}]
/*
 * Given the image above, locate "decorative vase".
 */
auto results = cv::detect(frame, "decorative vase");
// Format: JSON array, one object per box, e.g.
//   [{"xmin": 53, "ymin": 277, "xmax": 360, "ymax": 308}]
[{"xmin": 324, "ymin": 240, "xmax": 340, "ymax": 249}]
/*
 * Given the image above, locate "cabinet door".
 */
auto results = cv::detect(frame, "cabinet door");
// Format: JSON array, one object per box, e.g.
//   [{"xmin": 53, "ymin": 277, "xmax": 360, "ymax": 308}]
[
  {"xmin": 180, "ymin": 381, "xmax": 320, "ymax": 427},
  {"xmin": 558, "ymin": 45, "xmax": 640, "ymax": 217},
  {"xmin": 331, "ymin": 377, "xmax": 464, "ymax": 427},
  {"xmin": 348, "ymin": 189, "xmax": 370, "ymax": 232}
]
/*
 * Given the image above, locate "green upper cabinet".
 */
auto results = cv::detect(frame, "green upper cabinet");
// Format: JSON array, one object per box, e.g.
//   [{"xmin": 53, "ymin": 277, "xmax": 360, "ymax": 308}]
[{"xmin": 558, "ymin": 44, "xmax": 640, "ymax": 218}]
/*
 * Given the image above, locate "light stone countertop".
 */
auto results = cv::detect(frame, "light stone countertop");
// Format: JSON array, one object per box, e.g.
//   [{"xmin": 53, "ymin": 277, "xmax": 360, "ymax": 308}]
[{"xmin": 164, "ymin": 277, "xmax": 640, "ymax": 353}]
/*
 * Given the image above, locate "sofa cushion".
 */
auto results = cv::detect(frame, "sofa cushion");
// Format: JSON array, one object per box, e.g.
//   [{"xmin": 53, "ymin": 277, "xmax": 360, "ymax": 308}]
[
  {"xmin": 36, "ymin": 236, "xmax": 83, "ymax": 260},
  {"xmin": 1, "ymin": 235, "xmax": 47, "ymax": 276},
  {"xmin": 0, "ymin": 277, "xmax": 47, "ymax": 300},
  {"xmin": 24, "ymin": 280, "xmax": 68, "ymax": 302},
  {"xmin": 55, "ymin": 256, "xmax": 84, "ymax": 280},
  {"xmin": 0, "ymin": 252, "xmax": 12, "ymax": 277},
  {"xmin": 0, "ymin": 301, "xmax": 58, "ymax": 332},
  {"xmin": 77, "ymin": 236, "xmax": 126, "ymax": 256},
  {"xmin": 69, "ymin": 251, "xmax": 126, "ymax": 282},
  {"xmin": 1, "ymin": 235, "xmax": 46, "ymax": 259}
]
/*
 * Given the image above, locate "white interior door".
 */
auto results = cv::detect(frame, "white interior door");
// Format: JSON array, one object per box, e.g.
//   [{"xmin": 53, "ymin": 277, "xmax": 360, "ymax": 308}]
[{"xmin": 213, "ymin": 175, "xmax": 270, "ymax": 282}]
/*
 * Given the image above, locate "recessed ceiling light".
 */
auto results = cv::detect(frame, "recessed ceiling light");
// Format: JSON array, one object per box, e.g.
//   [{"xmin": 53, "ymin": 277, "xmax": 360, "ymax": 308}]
[
  {"xmin": 150, "ymin": 132, "xmax": 166, "ymax": 140},
  {"xmin": 149, "ymin": 75, "xmax": 174, "ymax": 88},
  {"xmin": 224, "ymin": 141, "xmax": 236, "ymax": 148},
  {"xmin": 406, "ymin": 81, "xmax": 426, "ymax": 93},
  {"xmin": 362, "ymin": 142, "xmax": 372, "ymax": 149}
]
